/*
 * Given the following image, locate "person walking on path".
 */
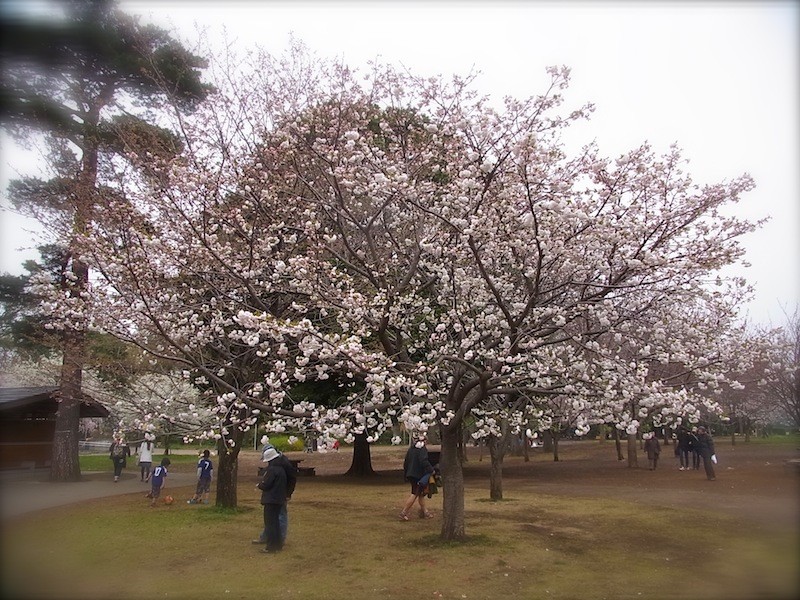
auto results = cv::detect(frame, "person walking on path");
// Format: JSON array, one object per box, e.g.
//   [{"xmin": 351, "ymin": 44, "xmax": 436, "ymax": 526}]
[
  {"xmin": 257, "ymin": 447, "xmax": 288, "ymax": 553},
  {"xmin": 694, "ymin": 426, "xmax": 717, "ymax": 481},
  {"xmin": 148, "ymin": 457, "xmax": 171, "ymax": 507},
  {"xmin": 399, "ymin": 433, "xmax": 435, "ymax": 521},
  {"xmin": 137, "ymin": 435, "xmax": 155, "ymax": 482},
  {"xmin": 187, "ymin": 449, "xmax": 214, "ymax": 505},
  {"xmin": 252, "ymin": 442, "xmax": 297, "ymax": 545},
  {"xmin": 643, "ymin": 432, "xmax": 661, "ymax": 470},
  {"xmin": 109, "ymin": 435, "xmax": 131, "ymax": 482}
]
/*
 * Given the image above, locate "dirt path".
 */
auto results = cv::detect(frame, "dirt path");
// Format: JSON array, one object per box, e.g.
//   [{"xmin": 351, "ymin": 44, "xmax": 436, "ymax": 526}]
[{"xmin": 261, "ymin": 438, "xmax": 799, "ymax": 532}]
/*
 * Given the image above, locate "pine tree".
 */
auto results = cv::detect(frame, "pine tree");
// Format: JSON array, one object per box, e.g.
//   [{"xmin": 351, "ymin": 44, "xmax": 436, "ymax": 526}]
[{"xmin": 0, "ymin": 0, "xmax": 211, "ymax": 480}]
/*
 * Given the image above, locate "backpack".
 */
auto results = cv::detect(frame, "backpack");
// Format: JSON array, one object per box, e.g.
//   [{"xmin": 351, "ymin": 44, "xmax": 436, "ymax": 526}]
[{"xmin": 112, "ymin": 443, "xmax": 125, "ymax": 458}]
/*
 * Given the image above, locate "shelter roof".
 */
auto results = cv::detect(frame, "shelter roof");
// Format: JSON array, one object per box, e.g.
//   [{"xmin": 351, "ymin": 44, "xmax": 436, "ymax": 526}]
[{"xmin": 0, "ymin": 386, "xmax": 109, "ymax": 418}]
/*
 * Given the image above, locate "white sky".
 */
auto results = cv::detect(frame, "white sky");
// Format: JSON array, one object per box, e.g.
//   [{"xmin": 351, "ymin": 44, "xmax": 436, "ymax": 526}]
[{"xmin": 1, "ymin": 1, "xmax": 797, "ymax": 326}]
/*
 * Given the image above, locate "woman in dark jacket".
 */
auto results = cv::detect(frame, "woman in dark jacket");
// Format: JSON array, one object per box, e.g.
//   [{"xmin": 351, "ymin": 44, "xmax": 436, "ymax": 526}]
[
  {"xmin": 257, "ymin": 447, "xmax": 288, "ymax": 552},
  {"xmin": 694, "ymin": 426, "xmax": 716, "ymax": 481},
  {"xmin": 109, "ymin": 436, "xmax": 130, "ymax": 482},
  {"xmin": 399, "ymin": 434, "xmax": 435, "ymax": 521}
]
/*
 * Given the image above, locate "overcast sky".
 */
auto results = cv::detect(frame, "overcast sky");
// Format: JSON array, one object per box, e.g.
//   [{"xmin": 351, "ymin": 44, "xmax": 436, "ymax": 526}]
[{"xmin": 1, "ymin": 1, "xmax": 797, "ymax": 326}]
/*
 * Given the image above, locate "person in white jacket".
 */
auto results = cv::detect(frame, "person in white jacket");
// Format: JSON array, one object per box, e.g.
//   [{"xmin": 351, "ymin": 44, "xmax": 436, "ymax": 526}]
[{"xmin": 137, "ymin": 435, "xmax": 155, "ymax": 482}]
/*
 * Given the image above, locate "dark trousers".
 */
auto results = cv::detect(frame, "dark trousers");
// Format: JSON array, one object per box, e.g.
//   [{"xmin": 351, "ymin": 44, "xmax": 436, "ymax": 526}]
[
  {"xmin": 700, "ymin": 451, "xmax": 716, "ymax": 480},
  {"xmin": 113, "ymin": 458, "xmax": 125, "ymax": 477},
  {"xmin": 678, "ymin": 448, "xmax": 690, "ymax": 468},
  {"xmin": 692, "ymin": 450, "xmax": 701, "ymax": 469},
  {"xmin": 263, "ymin": 503, "xmax": 284, "ymax": 551}
]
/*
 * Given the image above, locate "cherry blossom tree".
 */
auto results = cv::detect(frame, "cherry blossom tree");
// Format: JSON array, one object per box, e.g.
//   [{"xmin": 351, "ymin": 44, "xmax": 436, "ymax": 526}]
[
  {"xmin": 771, "ymin": 311, "xmax": 800, "ymax": 430},
  {"xmin": 71, "ymin": 44, "xmax": 763, "ymax": 539}
]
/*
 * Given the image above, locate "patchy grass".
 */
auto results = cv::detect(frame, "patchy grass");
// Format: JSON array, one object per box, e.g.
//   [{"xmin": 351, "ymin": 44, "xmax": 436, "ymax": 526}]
[{"xmin": 4, "ymin": 442, "xmax": 799, "ymax": 600}]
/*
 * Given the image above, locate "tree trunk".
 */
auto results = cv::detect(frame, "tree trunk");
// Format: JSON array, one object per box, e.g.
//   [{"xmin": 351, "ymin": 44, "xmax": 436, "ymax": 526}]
[
  {"xmin": 345, "ymin": 432, "xmax": 376, "ymax": 476},
  {"xmin": 626, "ymin": 433, "xmax": 638, "ymax": 468},
  {"xmin": 613, "ymin": 426, "xmax": 624, "ymax": 460},
  {"xmin": 215, "ymin": 444, "xmax": 239, "ymax": 508},
  {"xmin": 487, "ymin": 435, "xmax": 504, "ymax": 501},
  {"xmin": 552, "ymin": 431, "xmax": 560, "ymax": 462},
  {"xmin": 541, "ymin": 429, "xmax": 553, "ymax": 454},
  {"xmin": 458, "ymin": 425, "xmax": 469, "ymax": 463},
  {"xmin": 50, "ymin": 139, "xmax": 97, "ymax": 482},
  {"xmin": 523, "ymin": 432, "xmax": 530, "ymax": 462},
  {"xmin": 50, "ymin": 330, "xmax": 84, "ymax": 481},
  {"xmin": 439, "ymin": 423, "xmax": 466, "ymax": 541}
]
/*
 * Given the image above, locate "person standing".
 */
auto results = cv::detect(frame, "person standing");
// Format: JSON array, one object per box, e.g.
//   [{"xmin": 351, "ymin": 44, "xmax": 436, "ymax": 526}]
[
  {"xmin": 676, "ymin": 426, "xmax": 691, "ymax": 470},
  {"xmin": 149, "ymin": 457, "xmax": 171, "ymax": 507},
  {"xmin": 399, "ymin": 433, "xmax": 435, "ymax": 521},
  {"xmin": 694, "ymin": 426, "xmax": 716, "ymax": 481},
  {"xmin": 690, "ymin": 427, "xmax": 701, "ymax": 470},
  {"xmin": 187, "ymin": 449, "xmax": 214, "ymax": 505},
  {"xmin": 643, "ymin": 432, "xmax": 661, "ymax": 470},
  {"xmin": 109, "ymin": 435, "xmax": 130, "ymax": 482},
  {"xmin": 137, "ymin": 435, "xmax": 155, "ymax": 482},
  {"xmin": 257, "ymin": 447, "xmax": 288, "ymax": 553},
  {"xmin": 252, "ymin": 443, "xmax": 297, "ymax": 545}
]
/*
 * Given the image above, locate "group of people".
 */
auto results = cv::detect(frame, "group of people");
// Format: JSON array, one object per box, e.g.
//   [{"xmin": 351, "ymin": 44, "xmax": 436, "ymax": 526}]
[
  {"xmin": 677, "ymin": 425, "xmax": 717, "ymax": 480},
  {"xmin": 108, "ymin": 435, "xmax": 213, "ymax": 507},
  {"xmin": 255, "ymin": 443, "xmax": 298, "ymax": 553},
  {"xmin": 642, "ymin": 425, "xmax": 718, "ymax": 480},
  {"xmin": 107, "ymin": 433, "xmax": 159, "ymax": 483}
]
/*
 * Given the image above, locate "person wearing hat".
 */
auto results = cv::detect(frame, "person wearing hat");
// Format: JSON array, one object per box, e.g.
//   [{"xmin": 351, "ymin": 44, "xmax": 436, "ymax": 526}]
[
  {"xmin": 399, "ymin": 433, "xmax": 435, "ymax": 521},
  {"xmin": 257, "ymin": 446, "xmax": 288, "ymax": 553},
  {"xmin": 252, "ymin": 443, "xmax": 297, "ymax": 545}
]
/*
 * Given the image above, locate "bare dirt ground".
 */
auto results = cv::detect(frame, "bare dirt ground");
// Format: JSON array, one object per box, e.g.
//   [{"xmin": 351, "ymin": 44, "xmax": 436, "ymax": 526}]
[{"xmin": 245, "ymin": 438, "xmax": 800, "ymax": 533}]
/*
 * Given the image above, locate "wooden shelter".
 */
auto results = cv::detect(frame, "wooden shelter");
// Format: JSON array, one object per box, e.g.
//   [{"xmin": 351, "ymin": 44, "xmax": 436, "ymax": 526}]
[{"xmin": 0, "ymin": 386, "xmax": 109, "ymax": 470}]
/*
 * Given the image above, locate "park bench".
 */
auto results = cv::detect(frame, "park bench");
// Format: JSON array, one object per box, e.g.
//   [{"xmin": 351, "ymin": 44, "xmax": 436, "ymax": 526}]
[{"xmin": 258, "ymin": 458, "xmax": 315, "ymax": 477}]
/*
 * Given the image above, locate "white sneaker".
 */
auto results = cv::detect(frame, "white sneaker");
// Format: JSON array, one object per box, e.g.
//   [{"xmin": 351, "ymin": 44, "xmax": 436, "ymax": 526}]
[{"xmin": 679, "ymin": 467, "xmax": 685, "ymax": 471}]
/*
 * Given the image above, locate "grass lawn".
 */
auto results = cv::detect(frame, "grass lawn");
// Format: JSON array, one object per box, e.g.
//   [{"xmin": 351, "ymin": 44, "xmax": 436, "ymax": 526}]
[
  {"xmin": 79, "ymin": 452, "xmax": 202, "ymax": 472},
  {"xmin": 2, "ymin": 440, "xmax": 798, "ymax": 600}
]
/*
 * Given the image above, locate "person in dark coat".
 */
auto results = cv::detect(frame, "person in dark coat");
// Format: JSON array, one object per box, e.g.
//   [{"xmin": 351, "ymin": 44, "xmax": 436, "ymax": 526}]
[
  {"xmin": 399, "ymin": 433, "xmax": 435, "ymax": 521},
  {"xmin": 694, "ymin": 426, "xmax": 716, "ymax": 481},
  {"xmin": 257, "ymin": 447, "xmax": 288, "ymax": 553},
  {"xmin": 643, "ymin": 432, "xmax": 661, "ymax": 470},
  {"xmin": 689, "ymin": 426, "xmax": 701, "ymax": 469},
  {"xmin": 676, "ymin": 426, "xmax": 691, "ymax": 470},
  {"xmin": 253, "ymin": 443, "xmax": 298, "ymax": 545}
]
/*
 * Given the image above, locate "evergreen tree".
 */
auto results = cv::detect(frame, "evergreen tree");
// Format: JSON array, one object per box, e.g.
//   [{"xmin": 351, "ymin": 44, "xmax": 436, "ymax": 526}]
[{"xmin": 0, "ymin": 0, "xmax": 211, "ymax": 480}]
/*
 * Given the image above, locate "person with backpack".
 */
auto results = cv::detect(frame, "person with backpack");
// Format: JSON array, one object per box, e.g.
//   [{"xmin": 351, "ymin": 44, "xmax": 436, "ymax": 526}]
[
  {"xmin": 109, "ymin": 435, "xmax": 130, "ymax": 482},
  {"xmin": 252, "ymin": 442, "xmax": 297, "ymax": 545},
  {"xmin": 257, "ymin": 447, "xmax": 288, "ymax": 553},
  {"xmin": 399, "ymin": 433, "xmax": 435, "ymax": 521}
]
